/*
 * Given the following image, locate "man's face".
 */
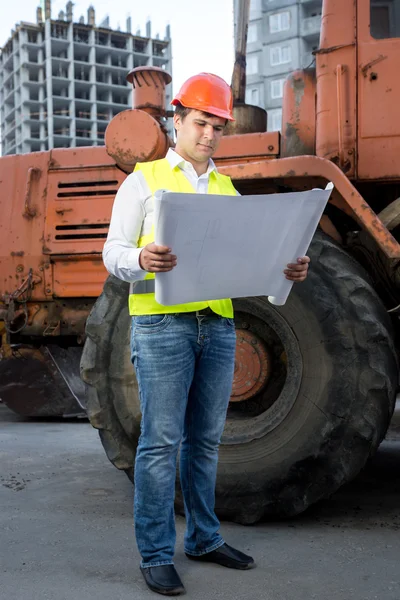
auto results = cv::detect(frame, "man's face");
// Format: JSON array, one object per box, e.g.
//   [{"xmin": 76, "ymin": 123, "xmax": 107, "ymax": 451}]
[{"xmin": 174, "ymin": 110, "xmax": 226, "ymax": 163}]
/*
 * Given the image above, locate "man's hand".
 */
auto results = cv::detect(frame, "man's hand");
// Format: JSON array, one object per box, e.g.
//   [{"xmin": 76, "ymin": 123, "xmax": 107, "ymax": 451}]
[
  {"xmin": 284, "ymin": 256, "xmax": 310, "ymax": 282},
  {"xmin": 139, "ymin": 243, "xmax": 177, "ymax": 272}
]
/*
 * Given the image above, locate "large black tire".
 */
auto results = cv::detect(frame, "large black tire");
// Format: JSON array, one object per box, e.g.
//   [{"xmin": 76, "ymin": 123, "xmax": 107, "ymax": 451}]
[{"xmin": 80, "ymin": 232, "xmax": 398, "ymax": 523}]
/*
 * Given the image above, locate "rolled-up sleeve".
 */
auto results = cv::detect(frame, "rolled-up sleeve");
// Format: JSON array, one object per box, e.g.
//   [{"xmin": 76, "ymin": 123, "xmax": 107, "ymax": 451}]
[{"xmin": 102, "ymin": 173, "xmax": 147, "ymax": 283}]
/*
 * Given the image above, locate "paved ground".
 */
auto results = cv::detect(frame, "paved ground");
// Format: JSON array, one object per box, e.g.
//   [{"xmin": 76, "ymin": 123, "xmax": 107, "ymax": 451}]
[{"xmin": 1, "ymin": 403, "xmax": 400, "ymax": 600}]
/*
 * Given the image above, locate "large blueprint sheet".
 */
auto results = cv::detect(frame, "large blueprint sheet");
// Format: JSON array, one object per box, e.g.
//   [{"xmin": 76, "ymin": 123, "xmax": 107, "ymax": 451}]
[{"xmin": 154, "ymin": 187, "xmax": 332, "ymax": 306}]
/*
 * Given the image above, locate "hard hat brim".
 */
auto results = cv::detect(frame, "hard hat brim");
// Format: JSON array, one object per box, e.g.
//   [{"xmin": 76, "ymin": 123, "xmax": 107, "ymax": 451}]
[{"xmin": 171, "ymin": 97, "xmax": 235, "ymax": 121}]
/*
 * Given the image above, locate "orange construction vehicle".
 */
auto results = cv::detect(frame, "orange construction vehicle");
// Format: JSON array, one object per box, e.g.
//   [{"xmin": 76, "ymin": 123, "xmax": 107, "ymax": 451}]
[{"xmin": 1, "ymin": 0, "xmax": 400, "ymax": 522}]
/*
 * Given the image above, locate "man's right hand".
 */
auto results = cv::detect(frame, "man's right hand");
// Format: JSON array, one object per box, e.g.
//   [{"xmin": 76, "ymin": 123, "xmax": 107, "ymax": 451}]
[{"xmin": 139, "ymin": 243, "xmax": 177, "ymax": 272}]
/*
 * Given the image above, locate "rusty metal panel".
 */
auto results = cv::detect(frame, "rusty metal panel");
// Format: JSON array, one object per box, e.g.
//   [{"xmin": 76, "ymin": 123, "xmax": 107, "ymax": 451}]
[
  {"xmin": 52, "ymin": 256, "xmax": 108, "ymax": 298},
  {"xmin": 315, "ymin": 0, "xmax": 357, "ymax": 177},
  {"xmin": 49, "ymin": 146, "xmax": 116, "ymax": 169},
  {"xmin": 0, "ymin": 151, "xmax": 50, "ymax": 302},
  {"xmin": 0, "ymin": 146, "xmax": 124, "ymax": 309},
  {"xmin": 357, "ymin": 6, "xmax": 400, "ymax": 179},
  {"xmin": 214, "ymin": 132, "xmax": 279, "ymax": 162},
  {"xmin": 44, "ymin": 164, "xmax": 125, "ymax": 255},
  {"xmin": 281, "ymin": 70, "xmax": 316, "ymax": 158}
]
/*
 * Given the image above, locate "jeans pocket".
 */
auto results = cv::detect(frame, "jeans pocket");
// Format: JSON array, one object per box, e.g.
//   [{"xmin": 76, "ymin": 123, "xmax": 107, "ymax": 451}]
[
  {"xmin": 224, "ymin": 318, "xmax": 236, "ymax": 328},
  {"xmin": 132, "ymin": 314, "xmax": 172, "ymax": 333}
]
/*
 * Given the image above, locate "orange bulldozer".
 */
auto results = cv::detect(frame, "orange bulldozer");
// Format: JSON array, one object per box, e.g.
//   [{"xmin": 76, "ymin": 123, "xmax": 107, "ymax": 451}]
[{"xmin": 1, "ymin": 0, "xmax": 399, "ymax": 522}]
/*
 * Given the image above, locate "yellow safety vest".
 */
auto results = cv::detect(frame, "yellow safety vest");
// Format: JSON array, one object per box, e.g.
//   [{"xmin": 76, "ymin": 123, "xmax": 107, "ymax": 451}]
[{"xmin": 129, "ymin": 158, "xmax": 237, "ymax": 317}]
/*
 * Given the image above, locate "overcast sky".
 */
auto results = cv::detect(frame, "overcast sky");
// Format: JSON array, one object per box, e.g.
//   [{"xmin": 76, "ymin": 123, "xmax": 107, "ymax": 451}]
[{"xmin": 0, "ymin": 0, "xmax": 235, "ymax": 94}]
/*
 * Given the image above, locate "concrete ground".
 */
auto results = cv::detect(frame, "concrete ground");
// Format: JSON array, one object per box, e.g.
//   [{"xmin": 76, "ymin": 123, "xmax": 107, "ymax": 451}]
[{"xmin": 1, "ymin": 403, "xmax": 400, "ymax": 600}]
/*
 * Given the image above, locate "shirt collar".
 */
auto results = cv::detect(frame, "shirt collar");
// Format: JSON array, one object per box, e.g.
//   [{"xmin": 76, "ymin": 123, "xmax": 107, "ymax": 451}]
[{"xmin": 166, "ymin": 148, "xmax": 217, "ymax": 176}]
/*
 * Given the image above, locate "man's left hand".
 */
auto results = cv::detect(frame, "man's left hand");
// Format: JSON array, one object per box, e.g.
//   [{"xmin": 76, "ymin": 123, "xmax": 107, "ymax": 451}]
[{"xmin": 284, "ymin": 256, "xmax": 310, "ymax": 282}]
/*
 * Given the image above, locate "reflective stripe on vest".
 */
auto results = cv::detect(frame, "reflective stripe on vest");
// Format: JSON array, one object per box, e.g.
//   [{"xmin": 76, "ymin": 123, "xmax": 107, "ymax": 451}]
[
  {"xmin": 132, "ymin": 279, "xmax": 155, "ymax": 294},
  {"xmin": 129, "ymin": 158, "xmax": 237, "ymax": 317}
]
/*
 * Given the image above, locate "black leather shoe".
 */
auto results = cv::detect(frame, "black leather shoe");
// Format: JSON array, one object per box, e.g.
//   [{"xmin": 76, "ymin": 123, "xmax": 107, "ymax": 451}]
[
  {"xmin": 185, "ymin": 543, "xmax": 255, "ymax": 570},
  {"xmin": 140, "ymin": 564, "xmax": 185, "ymax": 596}
]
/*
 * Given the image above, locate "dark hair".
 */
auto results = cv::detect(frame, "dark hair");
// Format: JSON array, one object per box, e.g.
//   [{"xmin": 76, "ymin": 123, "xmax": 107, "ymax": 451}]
[{"xmin": 174, "ymin": 102, "xmax": 192, "ymax": 121}]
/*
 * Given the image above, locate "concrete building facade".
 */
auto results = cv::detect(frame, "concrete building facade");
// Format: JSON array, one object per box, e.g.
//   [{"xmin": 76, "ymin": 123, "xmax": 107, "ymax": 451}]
[
  {"xmin": 0, "ymin": 2, "xmax": 172, "ymax": 155},
  {"xmin": 236, "ymin": 0, "xmax": 322, "ymax": 131}
]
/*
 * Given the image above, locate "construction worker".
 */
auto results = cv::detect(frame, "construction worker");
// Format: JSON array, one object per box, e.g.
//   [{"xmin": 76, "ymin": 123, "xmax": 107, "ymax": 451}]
[{"xmin": 103, "ymin": 72, "xmax": 310, "ymax": 596}]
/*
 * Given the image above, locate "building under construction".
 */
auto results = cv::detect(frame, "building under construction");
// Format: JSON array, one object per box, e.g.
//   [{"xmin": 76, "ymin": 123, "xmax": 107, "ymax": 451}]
[{"xmin": 0, "ymin": 1, "xmax": 172, "ymax": 155}]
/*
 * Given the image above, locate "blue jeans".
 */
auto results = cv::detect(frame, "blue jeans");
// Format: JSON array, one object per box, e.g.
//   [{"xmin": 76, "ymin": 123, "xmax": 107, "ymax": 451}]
[{"xmin": 130, "ymin": 313, "xmax": 236, "ymax": 568}]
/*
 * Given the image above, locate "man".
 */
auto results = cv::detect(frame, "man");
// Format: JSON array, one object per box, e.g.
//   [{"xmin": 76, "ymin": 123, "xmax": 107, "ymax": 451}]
[{"xmin": 103, "ymin": 72, "xmax": 309, "ymax": 596}]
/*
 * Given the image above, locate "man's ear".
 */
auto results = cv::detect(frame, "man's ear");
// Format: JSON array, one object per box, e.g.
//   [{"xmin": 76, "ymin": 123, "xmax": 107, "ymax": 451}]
[{"xmin": 173, "ymin": 113, "xmax": 181, "ymax": 131}]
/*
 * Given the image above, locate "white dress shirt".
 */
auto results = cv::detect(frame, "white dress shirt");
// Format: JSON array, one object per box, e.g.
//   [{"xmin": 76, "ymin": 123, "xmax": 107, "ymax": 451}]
[{"xmin": 102, "ymin": 148, "xmax": 225, "ymax": 283}]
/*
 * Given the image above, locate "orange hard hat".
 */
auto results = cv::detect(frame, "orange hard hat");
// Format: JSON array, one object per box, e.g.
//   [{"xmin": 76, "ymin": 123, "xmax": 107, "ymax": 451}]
[{"xmin": 171, "ymin": 72, "xmax": 234, "ymax": 121}]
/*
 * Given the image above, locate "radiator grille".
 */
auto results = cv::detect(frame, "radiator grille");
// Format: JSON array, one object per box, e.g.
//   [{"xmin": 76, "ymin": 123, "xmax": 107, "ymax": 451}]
[
  {"xmin": 57, "ymin": 180, "xmax": 118, "ymax": 197},
  {"xmin": 54, "ymin": 223, "xmax": 109, "ymax": 240}
]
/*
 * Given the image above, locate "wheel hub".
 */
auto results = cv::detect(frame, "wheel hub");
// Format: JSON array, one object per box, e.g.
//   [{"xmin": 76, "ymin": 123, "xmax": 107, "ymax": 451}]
[{"xmin": 230, "ymin": 329, "xmax": 271, "ymax": 402}]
